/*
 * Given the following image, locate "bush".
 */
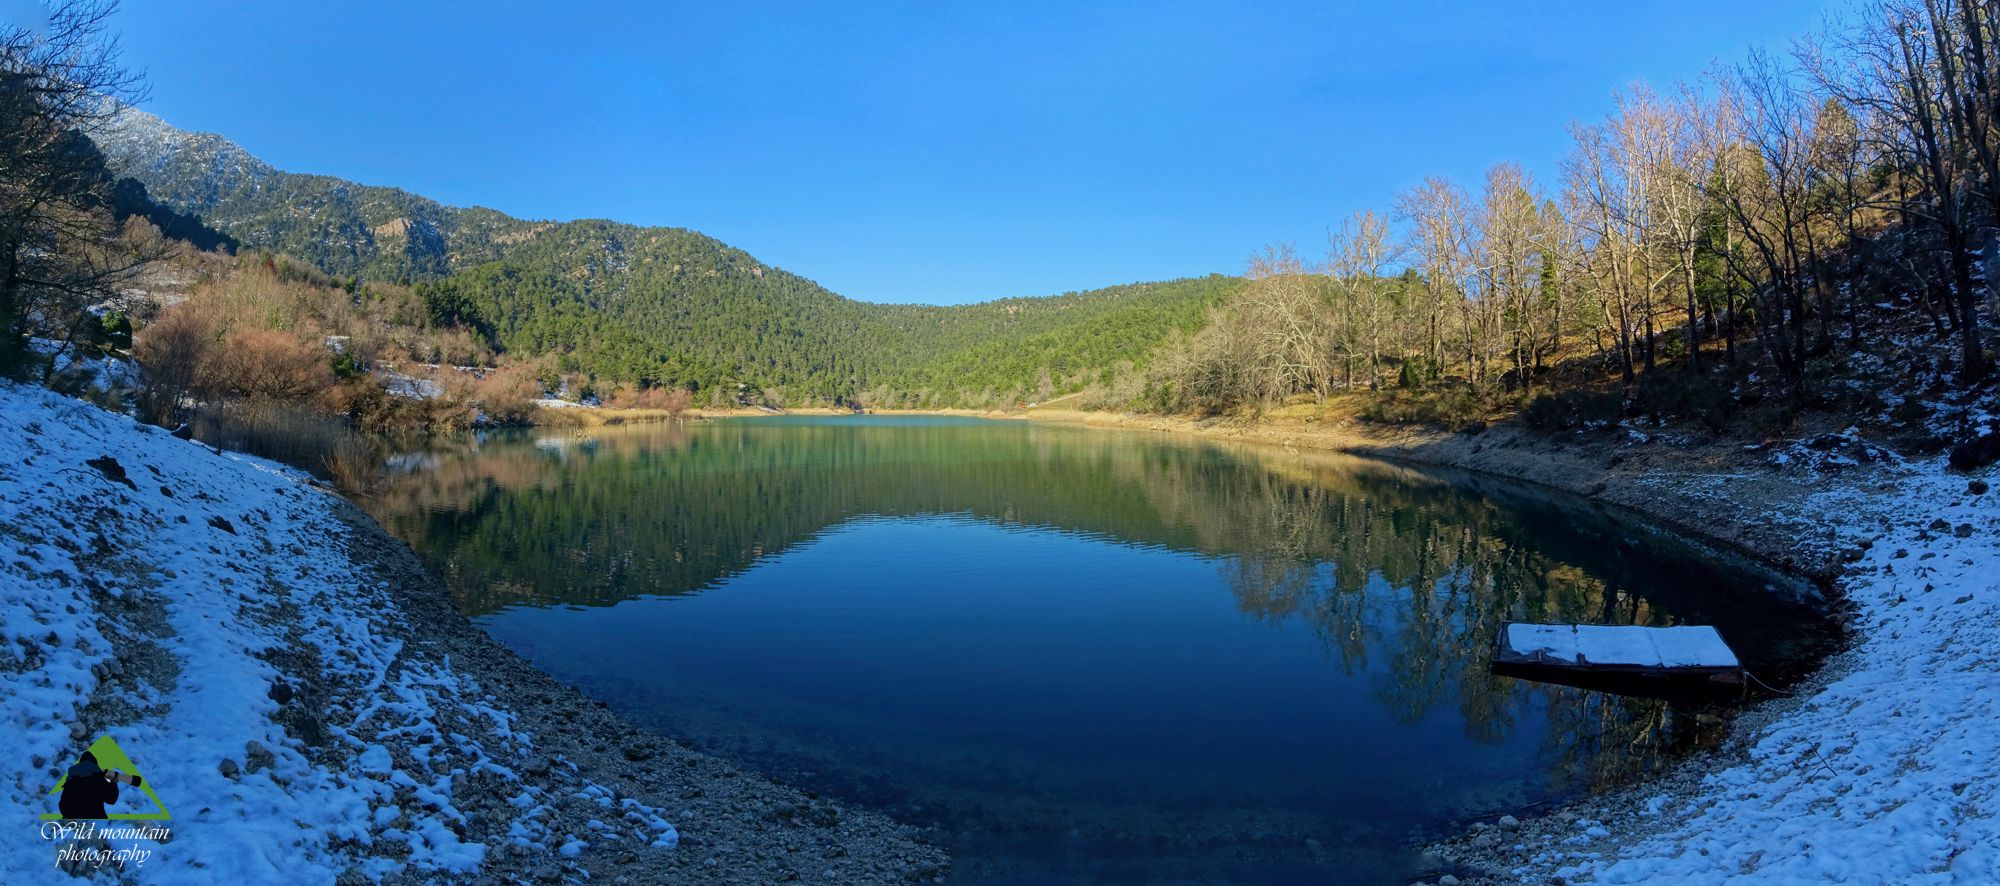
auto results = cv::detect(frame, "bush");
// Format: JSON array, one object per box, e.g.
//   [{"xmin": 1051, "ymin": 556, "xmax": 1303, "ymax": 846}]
[
  {"xmin": 1359, "ymin": 388, "xmax": 1486, "ymax": 428},
  {"xmin": 331, "ymin": 350, "xmax": 362, "ymax": 379},
  {"xmin": 1522, "ymin": 388, "xmax": 1625, "ymax": 431},
  {"xmin": 133, "ymin": 300, "xmax": 222, "ymax": 426},
  {"xmin": 100, "ymin": 310, "xmax": 132, "ymax": 350},
  {"xmin": 1397, "ymin": 356, "xmax": 1439, "ymax": 391},
  {"xmin": 469, "ymin": 364, "xmax": 542, "ymax": 425},
  {"xmin": 202, "ymin": 327, "xmax": 334, "ymax": 402},
  {"xmin": 1635, "ymin": 372, "xmax": 1738, "ymax": 432}
]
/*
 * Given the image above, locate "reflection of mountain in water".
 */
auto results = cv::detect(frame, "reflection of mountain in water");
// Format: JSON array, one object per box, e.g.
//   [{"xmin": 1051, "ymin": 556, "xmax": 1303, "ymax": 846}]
[
  {"xmin": 371, "ymin": 418, "xmax": 1825, "ymax": 648},
  {"xmin": 365, "ymin": 416, "xmax": 1843, "ymax": 822}
]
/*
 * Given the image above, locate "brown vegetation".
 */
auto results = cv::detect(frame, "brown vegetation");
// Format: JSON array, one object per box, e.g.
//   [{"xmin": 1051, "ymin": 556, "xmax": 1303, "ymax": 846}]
[
  {"xmin": 1132, "ymin": 0, "xmax": 1997, "ymax": 435},
  {"xmin": 189, "ymin": 398, "xmax": 380, "ymax": 493},
  {"xmin": 203, "ymin": 328, "xmax": 332, "ymax": 401}
]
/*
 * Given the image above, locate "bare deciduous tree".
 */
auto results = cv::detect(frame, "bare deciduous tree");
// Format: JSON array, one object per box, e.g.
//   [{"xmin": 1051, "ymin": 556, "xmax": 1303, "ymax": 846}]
[{"xmin": 1, "ymin": 0, "xmax": 153, "ymax": 376}]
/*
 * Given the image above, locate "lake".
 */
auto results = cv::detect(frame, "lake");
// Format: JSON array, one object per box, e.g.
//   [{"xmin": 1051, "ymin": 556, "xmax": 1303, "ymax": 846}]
[{"xmin": 363, "ymin": 416, "xmax": 1840, "ymax": 883}]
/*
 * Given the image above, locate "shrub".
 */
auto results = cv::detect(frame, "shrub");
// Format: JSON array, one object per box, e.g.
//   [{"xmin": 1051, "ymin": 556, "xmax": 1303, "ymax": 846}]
[
  {"xmin": 1521, "ymin": 388, "xmax": 1625, "ymax": 431},
  {"xmin": 133, "ymin": 300, "xmax": 222, "ymax": 426},
  {"xmin": 202, "ymin": 328, "xmax": 333, "ymax": 401},
  {"xmin": 469, "ymin": 364, "xmax": 542, "ymax": 425},
  {"xmin": 665, "ymin": 388, "xmax": 695, "ymax": 415},
  {"xmin": 1635, "ymin": 372, "xmax": 1738, "ymax": 432},
  {"xmin": 1360, "ymin": 388, "xmax": 1486, "ymax": 428},
  {"xmin": 1890, "ymin": 398, "xmax": 1931, "ymax": 425},
  {"xmin": 1397, "ymin": 356, "xmax": 1439, "ymax": 391},
  {"xmin": 100, "ymin": 310, "xmax": 132, "ymax": 350},
  {"xmin": 330, "ymin": 350, "xmax": 362, "ymax": 379}
]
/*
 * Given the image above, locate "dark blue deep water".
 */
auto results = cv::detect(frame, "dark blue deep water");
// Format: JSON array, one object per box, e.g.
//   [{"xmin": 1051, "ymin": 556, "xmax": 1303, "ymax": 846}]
[{"xmin": 366, "ymin": 416, "xmax": 1838, "ymax": 883}]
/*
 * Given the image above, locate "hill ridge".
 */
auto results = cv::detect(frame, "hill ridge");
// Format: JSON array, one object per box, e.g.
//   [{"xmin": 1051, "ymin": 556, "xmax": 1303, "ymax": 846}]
[{"xmin": 97, "ymin": 107, "xmax": 1236, "ymax": 404}]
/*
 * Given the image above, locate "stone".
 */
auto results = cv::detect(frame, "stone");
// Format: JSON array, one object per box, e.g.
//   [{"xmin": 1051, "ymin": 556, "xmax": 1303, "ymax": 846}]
[
  {"xmin": 1496, "ymin": 814, "xmax": 1521, "ymax": 832},
  {"xmin": 1949, "ymin": 430, "xmax": 2000, "ymax": 471},
  {"xmin": 85, "ymin": 455, "xmax": 137, "ymax": 490},
  {"xmin": 1439, "ymin": 876, "xmax": 1462, "ymax": 886},
  {"xmin": 1969, "ymin": 479, "xmax": 1990, "ymax": 495},
  {"xmin": 244, "ymin": 740, "xmax": 275, "ymax": 774},
  {"xmin": 219, "ymin": 758, "xmax": 240, "ymax": 780}
]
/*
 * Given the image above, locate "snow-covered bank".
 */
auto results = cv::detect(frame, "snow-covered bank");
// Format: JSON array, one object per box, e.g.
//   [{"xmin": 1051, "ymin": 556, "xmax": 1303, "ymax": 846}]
[
  {"xmin": 1003, "ymin": 405, "xmax": 1999, "ymax": 883},
  {"xmin": 0, "ymin": 383, "xmax": 946, "ymax": 883},
  {"xmin": 1457, "ymin": 459, "xmax": 1999, "ymax": 884}
]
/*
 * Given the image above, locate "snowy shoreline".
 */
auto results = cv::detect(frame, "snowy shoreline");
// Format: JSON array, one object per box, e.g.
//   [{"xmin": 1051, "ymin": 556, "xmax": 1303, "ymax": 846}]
[
  {"xmin": 985, "ymin": 406, "xmax": 1997, "ymax": 883},
  {"xmin": 10, "ymin": 377, "xmax": 1993, "ymax": 883},
  {"xmin": 0, "ymin": 383, "xmax": 947, "ymax": 883},
  {"xmin": 1422, "ymin": 448, "xmax": 1998, "ymax": 883}
]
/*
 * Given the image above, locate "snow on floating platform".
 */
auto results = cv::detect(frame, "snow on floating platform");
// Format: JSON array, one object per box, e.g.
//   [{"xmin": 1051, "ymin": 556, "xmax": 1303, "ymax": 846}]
[{"xmin": 1500, "ymin": 623, "xmax": 1740, "ymax": 670}]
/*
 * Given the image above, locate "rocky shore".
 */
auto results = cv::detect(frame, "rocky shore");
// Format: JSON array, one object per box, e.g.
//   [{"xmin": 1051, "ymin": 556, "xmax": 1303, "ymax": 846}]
[{"xmin": 0, "ymin": 383, "xmax": 947, "ymax": 883}]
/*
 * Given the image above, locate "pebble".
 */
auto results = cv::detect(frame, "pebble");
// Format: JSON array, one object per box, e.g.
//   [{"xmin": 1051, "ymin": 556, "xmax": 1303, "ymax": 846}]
[{"xmin": 1497, "ymin": 814, "xmax": 1521, "ymax": 832}]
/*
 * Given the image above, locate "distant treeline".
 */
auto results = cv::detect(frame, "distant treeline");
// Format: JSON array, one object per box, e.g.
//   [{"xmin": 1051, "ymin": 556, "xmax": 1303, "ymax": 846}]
[{"xmin": 407, "ymin": 226, "xmax": 1237, "ymax": 407}]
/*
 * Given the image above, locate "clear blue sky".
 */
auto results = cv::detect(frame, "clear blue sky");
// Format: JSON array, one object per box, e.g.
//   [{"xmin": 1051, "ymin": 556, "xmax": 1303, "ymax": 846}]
[{"xmin": 108, "ymin": 0, "xmax": 1830, "ymax": 305}]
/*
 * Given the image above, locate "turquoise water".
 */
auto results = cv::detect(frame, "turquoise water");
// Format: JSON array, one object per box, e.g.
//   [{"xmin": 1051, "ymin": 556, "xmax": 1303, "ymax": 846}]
[{"xmin": 367, "ymin": 416, "xmax": 1839, "ymax": 883}]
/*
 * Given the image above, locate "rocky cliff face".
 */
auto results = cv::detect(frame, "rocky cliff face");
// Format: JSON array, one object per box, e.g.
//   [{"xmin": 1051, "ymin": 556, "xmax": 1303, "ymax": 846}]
[{"xmin": 94, "ymin": 107, "xmax": 495, "ymax": 281}]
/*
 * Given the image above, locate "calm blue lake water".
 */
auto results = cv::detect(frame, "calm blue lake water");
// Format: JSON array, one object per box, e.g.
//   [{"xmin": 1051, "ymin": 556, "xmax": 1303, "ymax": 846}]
[{"xmin": 367, "ymin": 416, "xmax": 1838, "ymax": 883}]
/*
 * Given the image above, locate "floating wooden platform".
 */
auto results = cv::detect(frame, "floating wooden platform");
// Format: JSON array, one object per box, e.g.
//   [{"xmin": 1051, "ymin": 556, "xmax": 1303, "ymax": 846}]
[{"xmin": 1491, "ymin": 623, "xmax": 1744, "ymax": 699}]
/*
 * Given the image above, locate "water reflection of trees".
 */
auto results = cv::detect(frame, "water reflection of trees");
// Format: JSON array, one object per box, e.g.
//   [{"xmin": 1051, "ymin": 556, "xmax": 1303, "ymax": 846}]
[{"xmin": 365, "ymin": 419, "xmax": 1833, "ymax": 796}]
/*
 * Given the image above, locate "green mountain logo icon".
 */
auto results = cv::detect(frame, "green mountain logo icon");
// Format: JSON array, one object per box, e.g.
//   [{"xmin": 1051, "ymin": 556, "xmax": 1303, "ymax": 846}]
[{"xmin": 43, "ymin": 735, "xmax": 171, "ymax": 821}]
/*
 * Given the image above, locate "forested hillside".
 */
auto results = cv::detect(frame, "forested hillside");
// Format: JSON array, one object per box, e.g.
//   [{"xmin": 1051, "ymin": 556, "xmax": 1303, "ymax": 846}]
[
  {"xmin": 88, "ymin": 0, "xmax": 2000, "ymax": 429},
  {"xmin": 1126, "ymin": 4, "xmax": 1998, "ymax": 457},
  {"xmin": 94, "ymin": 108, "xmax": 534, "ymax": 281},
  {"xmin": 96, "ymin": 108, "xmax": 1234, "ymax": 406}
]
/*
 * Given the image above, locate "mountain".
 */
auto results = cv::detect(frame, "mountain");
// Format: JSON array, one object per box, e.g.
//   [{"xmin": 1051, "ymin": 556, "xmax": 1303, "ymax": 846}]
[
  {"xmin": 95, "ymin": 108, "xmax": 1237, "ymax": 405},
  {"xmin": 95, "ymin": 107, "xmax": 534, "ymax": 281}
]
